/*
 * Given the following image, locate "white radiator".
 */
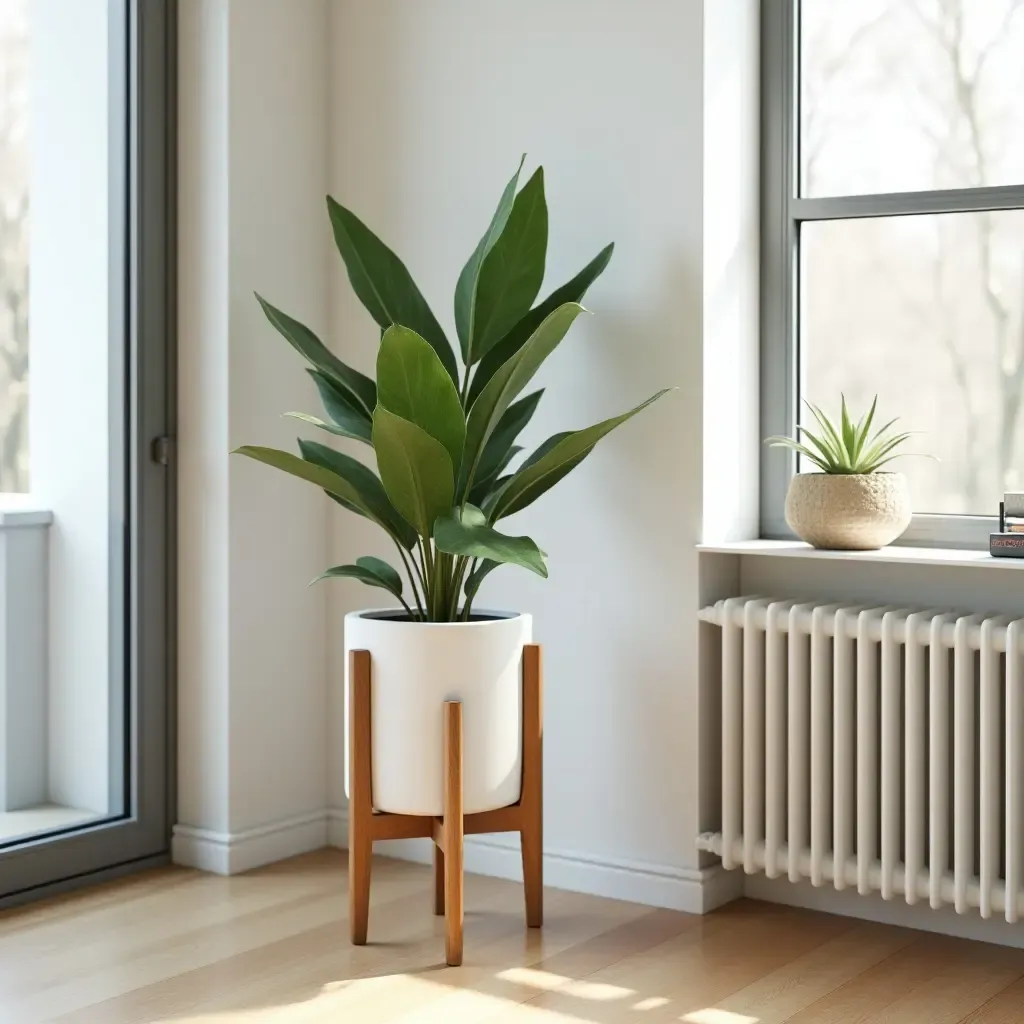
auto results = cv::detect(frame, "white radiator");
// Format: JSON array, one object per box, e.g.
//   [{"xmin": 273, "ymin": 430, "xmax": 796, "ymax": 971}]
[{"xmin": 697, "ymin": 597, "xmax": 1024, "ymax": 920}]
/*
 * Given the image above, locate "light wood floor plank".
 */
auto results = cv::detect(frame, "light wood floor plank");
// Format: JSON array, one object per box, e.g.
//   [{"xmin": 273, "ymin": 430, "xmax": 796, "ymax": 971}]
[
  {"xmin": 787, "ymin": 933, "xmax": 1024, "ymax": 1024},
  {"xmin": 1, "ymin": 850, "xmax": 1021, "ymax": 1024},
  {"xmin": 961, "ymin": 975, "xmax": 1024, "ymax": 1023},
  {"xmin": 480, "ymin": 899, "xmax": 855, "ymax": 1023},
  {"xmin": 868, "ymin": 939, "xmax": 1024, "ymax": 1024},
  {"xmin": 706, "ymin": 919, "xmax": 919, "ymax": 1023}
]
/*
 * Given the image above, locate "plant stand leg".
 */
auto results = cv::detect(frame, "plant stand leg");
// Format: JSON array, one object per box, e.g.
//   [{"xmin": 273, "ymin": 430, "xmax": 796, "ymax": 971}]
[
  {"xmin": 521, "ymin": 643, "xmax": 544, "ymax": 928},
  {"xmin": 433, "ymin": 843, "xmax": 445, "ymax": 916},
  {"xmin": 444, "ymin": 700, "xmax": 464, "ymax": 966},
  {"xmin": 348, "ymin": 650, "xmax": 373, "ymax": 945}
]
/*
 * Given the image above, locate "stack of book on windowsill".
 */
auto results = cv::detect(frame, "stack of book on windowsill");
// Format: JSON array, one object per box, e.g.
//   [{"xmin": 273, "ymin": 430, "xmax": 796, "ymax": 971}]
[{"xmin": 991, "ymin": 492, "xmax": 1024, "ymax": 558}]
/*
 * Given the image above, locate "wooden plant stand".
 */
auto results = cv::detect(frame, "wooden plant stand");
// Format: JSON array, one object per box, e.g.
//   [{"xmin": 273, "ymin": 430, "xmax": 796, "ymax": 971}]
[{"xmin": 347, "ymin": 643, "xmax": 543, "ymax": 967}]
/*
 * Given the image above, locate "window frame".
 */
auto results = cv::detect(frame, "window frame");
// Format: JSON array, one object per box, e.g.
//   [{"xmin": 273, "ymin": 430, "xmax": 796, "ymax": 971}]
[
  {"xmin": 759, "ymin": 0, "xmax": 1024, "ymax": 548},
  {"xmin": 0, "ymin": 0, "xmax": 175, "ymax": 907}
]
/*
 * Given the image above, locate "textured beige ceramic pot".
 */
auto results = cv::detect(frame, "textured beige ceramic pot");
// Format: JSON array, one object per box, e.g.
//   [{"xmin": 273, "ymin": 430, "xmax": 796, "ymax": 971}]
[{"xmin": 785, "ymin": 472, "xmax": 912, "ymax": 550}]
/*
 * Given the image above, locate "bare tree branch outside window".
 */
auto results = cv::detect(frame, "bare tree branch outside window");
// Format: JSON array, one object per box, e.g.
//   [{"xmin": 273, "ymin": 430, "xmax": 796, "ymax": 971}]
[{"xmin": 800, "ymin": 0, "xmax": 1024, "ymax": 516}]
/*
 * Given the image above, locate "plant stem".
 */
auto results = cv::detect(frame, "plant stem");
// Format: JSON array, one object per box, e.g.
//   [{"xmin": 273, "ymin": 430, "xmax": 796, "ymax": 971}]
[
  {"xmin": 459, "ymin": 363, "xmax": 474, "ymax": 407},
  {"xmin": 429, "ymin": 548, "xmax": 445, "ymax": 621},
  {"xmin": 448, "ymin": 555, "xmax": 470, "ymax": 620},
  {"xmin": 394, "ymin": 543, "xmax": 425, "ymax": 620},
  {"xmin": 460, "ymin": 557, "xmax": 480, "ymax": 621},
  {"xmin": 419, "ymin": 539, "xmax": 435, "ymax": 619}
]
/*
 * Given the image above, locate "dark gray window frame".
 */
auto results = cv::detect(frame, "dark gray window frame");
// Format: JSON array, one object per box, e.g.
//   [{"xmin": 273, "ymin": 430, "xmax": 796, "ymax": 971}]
[
  {"xmin": 760, "ymin": 0, "xmax": 1023, "ymax": 548},
  {"xmin": 0, "ymin": 0, "xmax": 175, "ymax": 907}
]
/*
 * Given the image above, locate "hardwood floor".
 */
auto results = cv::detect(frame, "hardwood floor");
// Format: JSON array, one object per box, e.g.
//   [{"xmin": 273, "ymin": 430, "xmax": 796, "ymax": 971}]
[{"xmin": 2, "ymin": 849, "xmax": 1023, "ymax": 1023}]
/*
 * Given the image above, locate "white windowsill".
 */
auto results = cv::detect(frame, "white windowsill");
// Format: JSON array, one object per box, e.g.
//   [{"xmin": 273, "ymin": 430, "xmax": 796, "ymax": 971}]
[
  {"xmin": 0, "ymin": 496, "xmax": 54, "ymax": 529},
  {"xmin": 697, "ymin": 539, "xmax": 1024, "ymax": 570}
]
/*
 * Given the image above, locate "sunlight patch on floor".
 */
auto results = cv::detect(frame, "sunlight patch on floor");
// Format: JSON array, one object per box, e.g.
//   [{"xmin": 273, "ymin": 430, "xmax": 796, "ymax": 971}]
[
  {"xmin": 632, "ymin": 996, "xmax": 670, "ymax": 1010},
  {"xmin": 169, "ymin": 965, "xmax": 660, "ymax": 1023},
  {"xmin": 497, "ymin": 966, "xmax": 636, "ymax": 1002},
  {"xmin": 681, "ymin": 1010, "xmax": 760, "ymax": 1024}
]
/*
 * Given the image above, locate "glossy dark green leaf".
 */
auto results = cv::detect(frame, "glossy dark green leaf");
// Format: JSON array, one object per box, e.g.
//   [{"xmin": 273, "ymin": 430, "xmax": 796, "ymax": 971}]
[
  {"xmin": 461, "ymin": 389, "xmax": 542, "ymax": 493},
  {"xmin": 462, "ymin": 303, "xmax": 585, "ymax": 495},
  {"xmin": 298, "ymin": 439, "xmax": 417, "ymax": 548},
  {"xmin": 283, "ymin": 411, "xmax": 360, "ymax": 441},
  {"xmin": 313, "ymin": 556, "xmax": 404, "ymax": 599},
  {"xmin": 232, "ymin": 445, "xmax": 415, "ymax": 549},
  {"xmin": 308, "ymin": 369, "xmax": 372, "ymax": 443},
  {"xmin": 376, "ymin": 325, "xmax": 466, "ymax": 470},
  {"xmin": 467, "ymin": 243, "xmax": 613, "ymax": 407},
  {"xmin": 467, "ymin": 167, "xmax": 548, "ymax": 364},
  {"xmin": 454, "ymin": 157, "xmax": 524, "ymax": 364},
  {"xmin": 256, "ymin": 294, "xmax": 376, "ymax": 415},
  {"xmin": 463, "ymin": 558, "xmax": 500, "ymax": 607},
  {"xmin": 372, "ymin": 406, "xmax": 454, "ymax": 539},
  {"xmin": 490, "ymin": 390, "xmax": 672, "ymax": 520},
  {"xmin": 468, "ymin": 446, "xmax": 522, "ymax": 508},
  {"xmin": 326, "ymin": 197, "xmax": 459, "ymax": 382},
  {"xmin": 434, "ymin": 505, "xmax": 547, "ymax": 577}
]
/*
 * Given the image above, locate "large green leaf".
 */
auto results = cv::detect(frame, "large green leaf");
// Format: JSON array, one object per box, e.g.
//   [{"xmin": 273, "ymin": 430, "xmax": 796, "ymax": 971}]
[
  {"xmin": 490, "ymin": 390, "xmax": 672, "ymax": 520},
  {"xmin": 462, "ymin": 303, "xmax": 585, "ymax": 495},
  {"xmin": 282, "ymin": 370, "xmax": 373, "ymax": 444},
  {"xmin": 326, "ymin": 197, "xmax": 459, "ymax": 382},
  {"xmin": 372, "ymin": 406, "xmax": 454, "ymax": 539},
  {"xmin": 434, "ymin": 505, "xmax": 547, "ymax": 577},
  {"xmin": 377, "ymin": 325, "xmax": 466, "ymax": 470},
  {"xmin": 256, "ymin": 295, "xmax": 376, "ymax": 415},
  {"xmin": 468, "ymin": 446, "xmax": 522, "ymax": 508},
  {"xmin": 233, "ymin": 445, "xmax": 415, "ymax": 549},
  {"xmin": 454, "ymin": 157, "xmax": 523, "ymax": 364},
  {"xmin": 298, "ymin": 440, "xmax": 418, "ymax": 548},
  {"xmin": 284, "ymin": 411, "xmax": 363, "ymax": 442},
  {"xmin": 308, "ymin": 369, "xmax": 372, "ymax": 442},
  {"xmin": 465, "ymin": 167, "xmax": 548, "ymax": 364},
  {"xmin": 467, "ymin": 243, "xmax": 614, "ymax": 407},
  {"xmin": 313, "ymin": 557, "xmax": 404, "ymax": 600},
  {"xmin": 461, "ymin": 389, "xmax": 542, "ymax": 493}
]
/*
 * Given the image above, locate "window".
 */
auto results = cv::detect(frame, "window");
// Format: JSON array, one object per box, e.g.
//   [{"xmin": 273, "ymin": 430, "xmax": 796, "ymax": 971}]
[
  {"xmin": 0, "ymin": 1, "xmax": 28, "ymax": 492},
  {"xmin": 761, "ymin": 0, "xmax": 1024, "ymax": 545},
  {"xmin": 0, "ymin": 0, "xmax": 173, "ymax": 903}
]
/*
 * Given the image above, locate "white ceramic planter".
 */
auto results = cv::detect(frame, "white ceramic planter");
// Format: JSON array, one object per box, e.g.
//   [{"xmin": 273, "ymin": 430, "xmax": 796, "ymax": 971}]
[
  {"xmin": 785, "ymin": 471, "xmax": 912, "ymax": 550},
  {"xmin": 343, "ymin": 609, "xmax": 532, "ymax": 816}
]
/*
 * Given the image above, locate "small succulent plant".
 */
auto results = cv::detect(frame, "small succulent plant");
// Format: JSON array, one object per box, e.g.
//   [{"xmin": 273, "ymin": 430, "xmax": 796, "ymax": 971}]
[{"xmin": 767, "ymin": 395, "xmax": 927, "ymax": 474}]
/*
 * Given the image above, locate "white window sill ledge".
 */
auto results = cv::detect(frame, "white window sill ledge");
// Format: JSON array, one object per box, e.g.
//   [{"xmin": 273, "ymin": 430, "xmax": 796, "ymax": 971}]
[
  {"xmin": 0, "ymin": 497, "xmax": 53, "ymax": 529},
  {"xmin": 697, "ymin": 539, "xmax": 1024, "ymax": 570}
]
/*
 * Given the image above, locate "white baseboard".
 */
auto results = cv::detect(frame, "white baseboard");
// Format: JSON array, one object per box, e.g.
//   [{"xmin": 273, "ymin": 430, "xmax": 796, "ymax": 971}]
[
  {"xmin": 172, "ymin": 810, "xmax": 329, "ymax": 875},
  {"xmin": 326, "ymin": 808, "xmax": 737, "ymax": 914},
  {"xmin": 744, "ymin": 873, "xmax": 1024, "ymax": 949},
  {"xmin": 327, "ymin": 806, "xmax": 347, "ymax": 848}
]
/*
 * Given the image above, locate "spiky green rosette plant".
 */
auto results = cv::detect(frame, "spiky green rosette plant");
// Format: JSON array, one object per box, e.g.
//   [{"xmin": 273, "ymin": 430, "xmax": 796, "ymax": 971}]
[
  {"xmin": 234, "ymin": 160, "xmax": 670, "ymax": 622},
  {"xmin": 767, "ymin": 395, "xmax": 924, "ymax": 473}
]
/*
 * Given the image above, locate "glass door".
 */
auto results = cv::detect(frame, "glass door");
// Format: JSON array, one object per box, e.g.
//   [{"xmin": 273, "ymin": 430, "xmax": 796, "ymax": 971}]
[{"xmin": 0, "ymin": 0, "xmax": 172, "ymax": 902}]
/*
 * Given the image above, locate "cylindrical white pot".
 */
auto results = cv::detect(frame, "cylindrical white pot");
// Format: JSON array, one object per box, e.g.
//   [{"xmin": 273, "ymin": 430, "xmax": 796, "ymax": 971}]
[
  {"xmin": 785, "ymin": 471, "xmax": 912, "ymax": 550},
  {"xmin": 344, "ymin": 609, "xmax": 532, "ymax": 816}
]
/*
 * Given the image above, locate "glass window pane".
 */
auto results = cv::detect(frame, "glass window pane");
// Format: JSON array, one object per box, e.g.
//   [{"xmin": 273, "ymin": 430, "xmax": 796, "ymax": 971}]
[
  {"xmin": 801, "ymin": 0, "xmax": 1024, "ymax": 196},
  {"xmin": 801, "ymin": 211, "xmax": 1024, "ymax": 515},
  {"xmin": 0, "ymin": 0, "xmax": 125, "ymax": 850},
  {"xmin": 0, "ymin": 0, "xmax": 29, "ymax": 492}
]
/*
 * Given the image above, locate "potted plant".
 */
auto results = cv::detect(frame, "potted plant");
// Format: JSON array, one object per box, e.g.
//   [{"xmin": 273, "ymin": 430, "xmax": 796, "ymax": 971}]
[
  {"xmin": 766, "ymin": 396, "xmax": 927, "ymax": 551},
  {"xmin": 234, "ymin": 160, "xmax": 670, "ymax": 816}
]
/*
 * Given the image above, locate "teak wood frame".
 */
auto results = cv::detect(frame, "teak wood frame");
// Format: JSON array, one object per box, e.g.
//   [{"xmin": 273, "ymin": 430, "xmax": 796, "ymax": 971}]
[{"xmin": 347, "ymin": 643, "xmax": 543, "ymax": 967}]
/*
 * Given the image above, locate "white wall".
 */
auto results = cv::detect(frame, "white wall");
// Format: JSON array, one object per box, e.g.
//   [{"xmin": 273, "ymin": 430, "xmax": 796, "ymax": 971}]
[
  {"xmin": 175, "ymin": 0, "xmax": 761, "ymax": 902},
  {"xmin": 325, "ymin": 0, "xmax": 755, "ymax": 908},
  {"xmin": 175, "ymin": 0, "xmax": 331, "ymax": 873}
]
